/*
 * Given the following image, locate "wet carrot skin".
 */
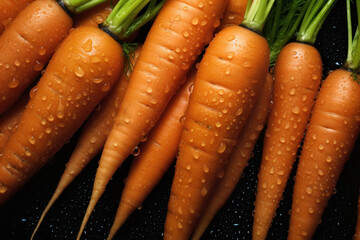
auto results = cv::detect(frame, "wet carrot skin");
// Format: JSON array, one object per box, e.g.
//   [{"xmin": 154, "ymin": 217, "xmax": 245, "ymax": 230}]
[
  {"xmin": 288, "ymin": 69, "xmax": 360, "ymax": 240},
  {"xmin": 0, "ymin": 0, "xmax": 73, "ymax": 114},
  {"xmin": 0, "ymin": 0, "xmax": 34, "ymax": 34},
  {"xmin": 0, "ymin": 25, "xmax": 123, "ymax": 206},
  {"xmin": 252, "ymin": 42, "xmax": 322, "ymax": 240},
  {"xmin": 218, "ymin": 0, "xmax": 248, "ymax": 30},
  {"xmin": 164, "ymin": 25, "xmax": 269, "ymax": 240}
]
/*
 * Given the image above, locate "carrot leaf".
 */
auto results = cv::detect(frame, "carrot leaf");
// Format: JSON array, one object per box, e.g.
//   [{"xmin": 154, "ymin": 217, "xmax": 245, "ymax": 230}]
[
  {"xmin": 103, "ymin": 0, "xmax": 164, "ymax": 40},
  {"xmin": 122, "ymin": 42, "xmax": 139, "ymax": 76},
  {"xmin": 296, "ymin": 0, "xmax": 337, "ymax": 44},
  {"xmin": 63, "ymin": 0, "xmax": 107, "ymax": 13},
  {"xmin": 242, "ymin": 0, "xmax": 276, "ymax": 34},
  {"xmin": 345, "ymin": 0, "xmax": 360, "ymax": 72},
  {"xmin": 265, "ymin": 0, "xmax": 310, "ymax": 65}
]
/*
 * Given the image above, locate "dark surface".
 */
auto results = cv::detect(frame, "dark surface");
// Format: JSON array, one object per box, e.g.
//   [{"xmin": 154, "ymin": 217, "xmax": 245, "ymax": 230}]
[{"xmin": 1, "ymin": 1, "xmax": 359, "ymax": 240}]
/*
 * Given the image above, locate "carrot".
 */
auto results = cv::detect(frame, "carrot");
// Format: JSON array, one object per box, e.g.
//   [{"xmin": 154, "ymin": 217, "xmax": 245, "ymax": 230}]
[
  {"xmin": 0, "ymin": 91, "xmax": 29, "ymax": 152},
  {"xmin": 30, "ymin": 45, "xmax": 142, "ymax": 240},
  {"xmin": 0, "ymin": 0, "xmax": 73, "ymax": 114},
  {"xmin": 0, "ymin": 24, "xmax": 124, "ymax": 207},
  {"xmin": 77, "ymin": 1, "xmax": 228, "ymax": 238},
  {"xmin": 163, "ymin": 1, "xmax": 274, "ymax": 238},
  {"xmin": 0, "ymin": 0, "xmax": 34, "ymax": 34},
  {"xmin": 217, "ymin": 0, "xmax": 248, "ymax": 31},
  {"xmin": 107, "ymin": 64, "xmax": 197, "ymax": 240},
  {"xmin": 288, "ymin": 1, "xmax": 360, "ymax": 238},
  {"xmin": 191, "ymin": 71, "xmax": 274, "ymax": 240},
  {"xmin": 356, "ymin": 192, "xmax": 360, "ymax": 240},
  {"xmin": 252, "ymin": 1, "xmax": 337, "ymax": 239}
]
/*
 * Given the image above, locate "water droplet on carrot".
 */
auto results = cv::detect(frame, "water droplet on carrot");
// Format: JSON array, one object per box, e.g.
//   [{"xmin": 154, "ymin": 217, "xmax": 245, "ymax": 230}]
[
  {"xmin": 28, "ymin": 136, "xmax": 36, "ymax": 145},
  {"xmin": 90, "ymin": 56, "xmax": 101, "ymax": 63},
  {"xmin": 102, "ymin": 82, "xmax": 110, "ymax": 92},
  {"xmin": 75, "ymin": 66, "xmax": 85, "ymax": 77},
  {"xmin": 124, "ymin": 117, "xmax": 131, "ymax": 123},
  {"xmin": 191, "ymin": 17, "xmax": 199, "ymax": 25},
  {"xmin": 201, "ymin": 186, "xmax": 208, "ymax": 196},
  {"xmin": 289, "ymin": 88, "xmax": 296, "ymax": 96},
  {"xmin": 14, "ymin": 59, "xmax": 21, "ymax": 67},
  {"xmin": 177, "ymin": 222, "xmax": 183, "ymax": 229},
  {"xmin": 0, "ymin": 183, "xmax": 8, "ymax": 193},
  {"xmin": 203, "ymin": 165, "xmax": 209, "ymax": 173},
  {"xmin": 292, "ymin": 106, "xmax": 300, "ymax": 114},
  {"xmin": 225, "ymin": 66, "xmax": 231, "ymax": 75},
  {"xmin": 8, "ymin": 79, "xmax": 19, "ymax": 88},
  {"xmin": 38, "ymin": 47, "xmax": 46, "ymax": 56},
  {"xmin": 242, "ymin": 61, "xmax": 252, "ymax": 68},
  {"xmin": 183, "ymin": 31, "xmax": 189, "ymax": 37},
  {"xmin": 227, "ymin": 35, "xmax": 235, "ymax": 41},
  {"xmin": 132, "ymin": 146, "xmax": 140, "ymax": 156},
  {"xmin": 33, "ymin": 61, "xmax": 44, "ymax": 71},
  {"xmin": 306, "ymin": 186, "xmax": 312, "ymax": 195},
  {"xmin": 197, "ymin": 2, "xmax": 204, "ymax": 8},
  {"xmin": 181, "ymin": 62, "xmax": 189, "ymax": 70},
  {"xmin": 217, "ymin": 142, "xmax": 226, "ymax": 153}
]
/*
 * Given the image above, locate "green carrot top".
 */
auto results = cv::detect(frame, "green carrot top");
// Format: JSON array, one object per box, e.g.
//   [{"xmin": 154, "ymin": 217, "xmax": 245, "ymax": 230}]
[
  {"xmin": 345, "ymin": 0, "xmax": 360, "ymax": 73},
  {"xmin": 296, "ymin": 0, "xmax": 337, "ymax": 44},
  {"xmin": 241, "ymin": 0, "xmax": 276, "ymax": 34},
  {"xmin": 63, "ymin": 0, "xmax": 107, "ymax": 13},
  {"xmin": 265, "ymin": 0, "xmax": 310, "ymax": 65}
]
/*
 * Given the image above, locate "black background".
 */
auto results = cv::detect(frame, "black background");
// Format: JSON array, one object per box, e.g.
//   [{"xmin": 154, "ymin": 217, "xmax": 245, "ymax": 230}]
[{"xmin": 0, "ymin": 0, "xmax": 359, "ymax": 239}]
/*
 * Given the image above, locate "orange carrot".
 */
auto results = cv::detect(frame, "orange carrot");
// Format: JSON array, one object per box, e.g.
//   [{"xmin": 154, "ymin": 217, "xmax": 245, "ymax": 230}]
[
  {"xmin": 78, "ymin": 1, "xmax": 228, "ymax": 237},
  {"xmin": 356, "ymin": 192, "xmax": 360, "ymax": 240},
  {"xmin": 164, "ymin": 19, "xmax": 271, "ymax": 240},
  {"xmin": 287, "ymin": 68, "xmax": 360, "ymax": 240},
  {"xmin": 217, "ymin": 0, "xmax": 248, "ymax": 31},
  {"xmin": 107, "ymin": 65, "xmax": 197, "ymax": 240},
  {"xmin": 0, "ymin": 91, "xmax": 29, "ymax": 152},
  {"xmin": 288, "ymin": 2, "xmax": 360, "ymax": 237},
  {"xmin": 191, "ymin": 71, "xmax": 274, "ymax": 240},
  {"xmin": 0, "ymin": 0, "xmax": 73, "ymax": 114},
  {"xmin": 0, "ymin": 25, "xmax": 123, "ymax": 206},
  {"xmin": 30, "ymin": 45, "xmax": 141, "ymax": 240},
  {"xmin": 0, "ymin": 0, "xmax": 34, "ymax": 34},
  {"xmin": 252, "ymin": 1, "xmax": 337, "ymax": 238}
]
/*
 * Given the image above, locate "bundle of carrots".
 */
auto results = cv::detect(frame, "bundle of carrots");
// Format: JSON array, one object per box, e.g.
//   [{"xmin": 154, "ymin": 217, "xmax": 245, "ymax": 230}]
[{"xmin": 0, "ymin": 0, "xmax": 359, "ymax": 239}]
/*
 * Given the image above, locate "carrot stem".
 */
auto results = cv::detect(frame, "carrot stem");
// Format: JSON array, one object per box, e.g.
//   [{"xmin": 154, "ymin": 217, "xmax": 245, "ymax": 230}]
[
  {"xmin": 242, "ymin": 0, "xmax": 275, "ymax": 33},
  {"xmin": 103, "ymin": 0, "xmax": 164, "ymax": 39},
  {"xmin": 64, "ymin": 0, "xmax": 107, "ymax": 13},
  {"xmin": 345, "ymin": 0, "xmax": 360, "ymax": 73},
  {"xmin": 296, "ymin": 0, "xmax": 337, "ymax": 44}
]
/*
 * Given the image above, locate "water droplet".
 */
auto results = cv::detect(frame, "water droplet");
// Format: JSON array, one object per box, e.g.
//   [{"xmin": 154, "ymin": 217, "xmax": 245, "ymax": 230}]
[
  {"xmin": 102, "ymin": 82, "xmax": 110, "ymax": 92},
  {"xmin": 38, "ymin": 46, "xmax": 46, "ymax": 56},
  {"xmin": 91, "ymin": 56, "xmax": 101, "ymax": 63},
  {"xmin": 197, "ymin": 2, "xmax": 204, "ymax": 8},
  {"xmin": 132, "ymin": 146, "xmax": 140, "ymax": 156},
  {"xmin": 146, "ymin": 86, "xmax": 152, "ymax": 93},
  {"xmin": 225, "ymin": 66, "xmax": 231, "ymax": 75},
  {"xmin": 227, "ymin": 35, "xmax": 235, "ymax": 41},
  {"xmin": 14, "ymin": 59, "xmax": 21, "ymax": 67},
  {"xmin": 183, "ymin": 31, "xmax": 189, "ymax": 37},
  {"xmin": 326, "ymin": 155, "xmax": 332, "ymax": 163},
  {"xmin": 227, "ymin": 52, "xmax": 234, "ymax": 59},
  {"xmin": 177, "ymin": 222, "xmax": 183, "ymax": 229},
  {"xmin": 75, "ymin": 66, "xmax": 85, "ymax": 77},
  {"xmin": 305, "ymin": 186, "xmax": 312, "ymax": 195},
  {"xmin": 292, "ymin": 106, "xmax": 300, "ymax": 114},
  {"xmin": 0, "ymin": 183, "xmax": 8, "ymax": 193},
  {"xmin": 191, "ymin": 17, "xmax": 199, "ymax": 25},
  {"xmin": 124, "ymin": 117, "xmax": 131, "ymax": 123},
  {"xmin": 28, "ymin": 136, "xmax": 36, "ymax": 145},
  {"xmin": 318, "ymin": 144, "xmax": 324, "ymax": 150},
  {"xmin": 289, "ymin": 88, "xmax": 296, "ymax": 95},
  {"xmin": 242, "ymin": 61, "xmax": 252, "ymax": 68},
  {"xmin": 181, "ymin": 62, "xmax": 189, "ymax": 70},
  {"xmin": 217, "ymin": 142, "xmax": 226, "ymax": 153},
  {"xmin": 33, "ymin": 61, "xmax": 44, "ymax": 71},
  {"xmin": 92, "ymin": 78, "xmax": 104, "ymax": 84},
  {"xmin": 201, "ymin": 186, "xmax": 208, "ymax": 196},
  {"xmin": 8, "ymin": 78, "xmax": 19, "ymax": 88},
  {"xmin": 113, "ymin": 141, "xmax": 119, "ymax": 147},
  {"xmin": 203, "ymin": 165, "xmax": 209, "ymax": 173}
]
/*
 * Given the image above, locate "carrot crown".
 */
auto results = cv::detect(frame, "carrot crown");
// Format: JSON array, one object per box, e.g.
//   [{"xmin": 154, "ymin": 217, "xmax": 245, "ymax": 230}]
[
  {"xmin": 345, "ymin": 0, "xmax": 360, "ymax": 74},
  {"xmin": 63, "ymin": 0, "xmax": 107, "ymax": 13},
  {"xmin": 241, "ymin": 0, "xmax": 276, "ymax": 34},
  {"xmin": 265, "ymin": 0, "xmax": 310, "ymax": 65},
  {"xmin": 296, "ymin": 0, "xmax": 337, "ymax": 44},
  {"xmin": 102, "ymin": 0, "xmax": 164, "ymax": 40}
]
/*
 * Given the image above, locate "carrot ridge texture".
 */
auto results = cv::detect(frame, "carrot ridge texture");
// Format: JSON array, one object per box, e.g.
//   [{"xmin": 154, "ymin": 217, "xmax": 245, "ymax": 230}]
[
  {"xmin": 0, "ymin": 0, "xmax": 34, "ymax": 34},
  {"xmin": 107, "ymin": 66, "xmax": 196, "ymax": 240},
  {"xmin": 0, "ymin": 0, "xmax": 73, "ymax": 114},
  {"xmin": 79, "ymin": 0, "xmax": 228, "ymax": 236},
  {"xmin": 164, "ymin": 25, "xmax": 270, "ymax": 240},
  {"xmin": 191, "ymin": 71, "xmax": 274, "ymax": 240},
  {"xmin": 0, "ymin": 25, "xmax": 123, "ymax": 206},
  {"xmin": 252, "ymin": 42, "xmax": 323, "ymax": 240},
  {"xmin": 288, "ymin": 69, "xmax": 360, "ymax": 240}
]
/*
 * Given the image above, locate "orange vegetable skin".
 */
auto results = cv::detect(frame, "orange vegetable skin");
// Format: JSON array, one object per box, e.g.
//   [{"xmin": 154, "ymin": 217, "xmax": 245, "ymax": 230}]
[
  {"xmin": 191, "ymin": 72, "xmax": 274, "ymax": 240},
  {"xmin": 0, "ymin": 92, "xmax": 29, "ymax": 152},
  {"xmin": 288, "ymin": 69, "xmax": 360, "ymax": 240},
  {"xmin": 107, "ymin": 66, "xmax": 197, "ymax": 240},
  {"xmin": 79, "ymin": 0, "xmax": 228, "ymax": 235},
  {"xmin": 0, "ymin": 0, "xmax": 34, "ymax": 34},
  {"xmin": 164, "ymin": 25, "xmax": 269, "ymax": 240},
  {"xmin": 252, "ymin": 42, "xmax": 322, "ymax": 240},
  {"xmin": 0, "ymin": 0, "xmax": 73, "ymax": 114},
  {"xmin": 218, "ymin": 0, "xmax": 248, "ymax": 30},
  {"xmin": 0, "ymin": 25, "xmax": 123, "ymax": 206}
]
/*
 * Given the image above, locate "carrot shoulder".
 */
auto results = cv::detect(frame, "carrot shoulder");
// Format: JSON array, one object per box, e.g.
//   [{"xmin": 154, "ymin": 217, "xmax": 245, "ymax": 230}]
[
  {"xmin": 252, "ymin": 42, "xmax": 322, "ymax": 240},
  {"xmin": 81, "ymin": 0, "xmax": 228, "ymax": 234},
  {"xmin": 107, "ymin": 65, "xmax": 197, "ymax": 240},
  {"xmin": 164, "ymin": 25, "xmax": 269, "ymax": 240},
  {"xmin": 0, "ymin": 0, "xmax": 73, "ymax": 114},
  {"xmin": 218, "ymin": 0, "xmax": 248, "ymax": 31},
  {"xmin": 288, "ymin": 69, "xmax": 360, "ymax": 240},
  {"xmin": 0, "ymin": 0, "xmax": 34, "ymax": 34},
  {"xmin": 191, "ymin": 71, "xmax": 274, "ymax": 240},
  {"xmin": 0, "ymin": 25, "xmax": 123, "ymax": 206}
]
